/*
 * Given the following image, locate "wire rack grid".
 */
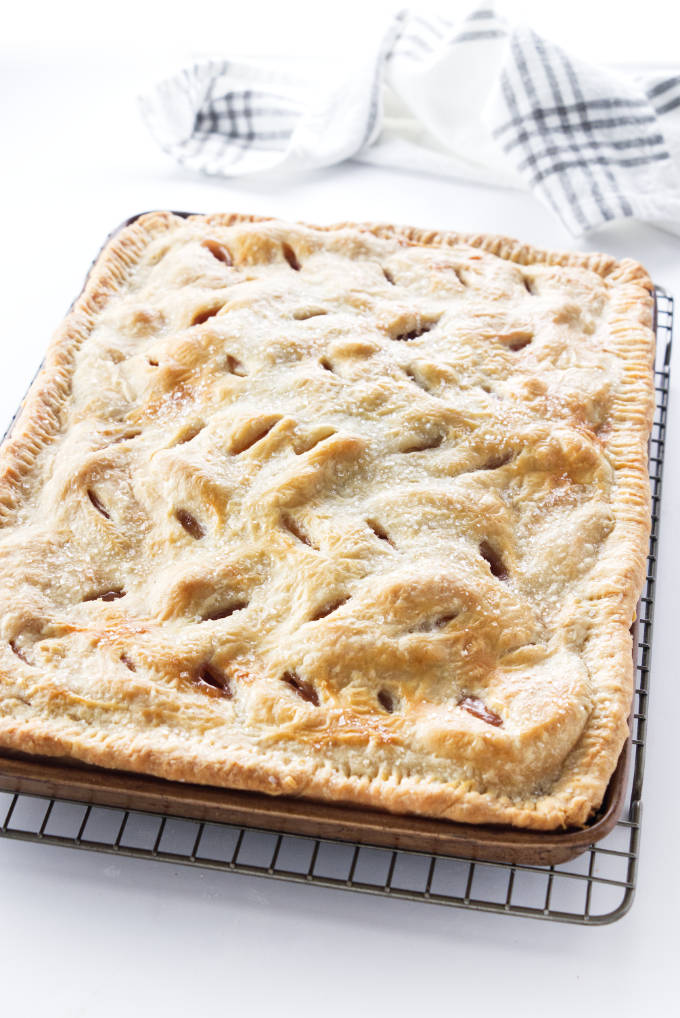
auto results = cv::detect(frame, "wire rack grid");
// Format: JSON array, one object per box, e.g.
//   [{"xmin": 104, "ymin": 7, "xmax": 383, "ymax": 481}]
[{"xmin": 0, "ymin": 292, "xmax": 672, "ymax": 925}]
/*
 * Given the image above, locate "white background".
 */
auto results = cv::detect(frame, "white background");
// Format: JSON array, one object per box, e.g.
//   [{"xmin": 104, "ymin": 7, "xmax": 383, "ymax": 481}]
[{"xmin": 1, "ymin": 2, "xmax": 679, "ymax": 1014}]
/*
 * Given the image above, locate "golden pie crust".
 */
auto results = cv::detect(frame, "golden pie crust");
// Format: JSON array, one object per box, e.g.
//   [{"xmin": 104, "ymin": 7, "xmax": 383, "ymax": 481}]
[{"xmin": 0, "ymin": 212, "xmax": 655, "ymax": 830}]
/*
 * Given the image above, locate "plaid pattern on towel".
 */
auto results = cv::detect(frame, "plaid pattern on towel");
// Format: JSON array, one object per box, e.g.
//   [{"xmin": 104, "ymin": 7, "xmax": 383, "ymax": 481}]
[{"xmin": 140, "ymin": 5, "xmax": 680, "ymax": 236}]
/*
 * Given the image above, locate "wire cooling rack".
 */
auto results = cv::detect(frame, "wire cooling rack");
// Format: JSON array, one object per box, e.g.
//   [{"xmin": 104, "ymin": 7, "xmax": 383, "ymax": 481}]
[{"xmin": 0, "ymin": 292, "xmax": 672, "ymax": 925}]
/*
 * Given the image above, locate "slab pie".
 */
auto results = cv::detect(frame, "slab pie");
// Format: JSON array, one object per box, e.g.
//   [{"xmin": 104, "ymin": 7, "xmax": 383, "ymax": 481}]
[{"xmin": 0, "ymin": 212, "xmax": 655, "ymax": 829}]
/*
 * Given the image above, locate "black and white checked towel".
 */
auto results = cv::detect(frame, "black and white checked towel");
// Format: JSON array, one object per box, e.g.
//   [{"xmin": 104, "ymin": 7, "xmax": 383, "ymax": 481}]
[{"xmin": 139, "ymin": 5, "xmax": 680, "ymax": 236}]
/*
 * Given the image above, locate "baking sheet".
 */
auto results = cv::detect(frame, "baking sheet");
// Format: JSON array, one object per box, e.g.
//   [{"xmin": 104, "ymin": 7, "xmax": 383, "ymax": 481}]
[
  {"xmin": 0, "ymin": 735, "xmax": 630, "ymax": 866},
  {"xmin": 0, "ymin": 212, "xmax": 641, "ymax": 866}
]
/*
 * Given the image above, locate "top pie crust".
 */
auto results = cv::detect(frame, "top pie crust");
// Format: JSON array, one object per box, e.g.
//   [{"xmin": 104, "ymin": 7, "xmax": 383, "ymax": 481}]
[{"xmin": 0, "ymin": 212, "xmax": 655, "ymax": 830}]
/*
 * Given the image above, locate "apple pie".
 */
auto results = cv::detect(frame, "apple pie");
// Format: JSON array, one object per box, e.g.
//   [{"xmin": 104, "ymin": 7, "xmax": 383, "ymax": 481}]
[{"xmin": 0, "ymin": 212, "xmax": 655, "ymax": 829}]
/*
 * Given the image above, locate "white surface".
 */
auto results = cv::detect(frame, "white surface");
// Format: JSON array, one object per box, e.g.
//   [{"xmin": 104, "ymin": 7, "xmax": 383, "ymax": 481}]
[
  {"xmin": 4, "ymin": 0, "xmax": 680, "ymax": 66},
  {"xmin": 1, "ymin": 6, "xmax": 679, "ymax": 1015}
]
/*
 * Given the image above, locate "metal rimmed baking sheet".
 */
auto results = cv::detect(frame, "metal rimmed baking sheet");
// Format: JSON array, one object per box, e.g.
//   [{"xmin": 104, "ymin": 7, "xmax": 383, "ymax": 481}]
[{"xmin": 0, "ymin": 217, "xmax": 670, "ymax": 920}]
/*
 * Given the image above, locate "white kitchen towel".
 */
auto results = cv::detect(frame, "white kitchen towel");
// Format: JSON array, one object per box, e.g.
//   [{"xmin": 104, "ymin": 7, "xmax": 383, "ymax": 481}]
[{"xmin": 139, "ymin": 5, "xmax": 680, "ymax": 237}]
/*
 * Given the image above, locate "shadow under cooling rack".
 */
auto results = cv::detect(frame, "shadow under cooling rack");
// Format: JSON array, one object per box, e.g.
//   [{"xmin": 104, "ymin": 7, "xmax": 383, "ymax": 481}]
[{"xmin": 0, "ymin": 292, "xmax": 672, "ymax": 926}]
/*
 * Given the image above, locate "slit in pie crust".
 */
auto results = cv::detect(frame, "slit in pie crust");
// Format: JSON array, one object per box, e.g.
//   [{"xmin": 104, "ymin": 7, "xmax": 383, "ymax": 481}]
[{"xmin": 0, "ymin": 212, "xmax": 655, "ymax": 829}]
